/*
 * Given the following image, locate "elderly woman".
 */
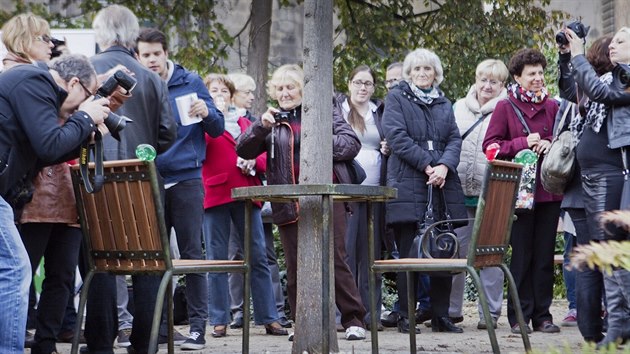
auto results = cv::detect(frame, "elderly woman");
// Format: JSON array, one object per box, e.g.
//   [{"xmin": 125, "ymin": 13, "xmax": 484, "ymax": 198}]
[
  {"xmin": 333, "ymin": 65, "xmax": 388, "ymax": 328},
  {"xmin": 382, "ymin": 48, "xmax": 466, "ymax": 334},
  {"xmin": 451, "ymin": 59, "xmax": 509, "ymax": 330},
  {"xmin": 228, "ymin": 73, "xmax": 256, "ymax": 120},
  {"xmin": 483, "ymin": 48, "xmax": 561, "ymax": 334},
  {"xmin": 201, "ymin": 74, "xmax": 287, "ymax": 338},
  {"xmin": 1, "ymin": 12, "xmax": 53, "ymax": 69},
  {"xmin": 565, "ymin": 26, "xmax": 630, "ymax": 348},
  {"xmin": 236, "ymin": 64, "xmax": 368, "ymax": 341}
]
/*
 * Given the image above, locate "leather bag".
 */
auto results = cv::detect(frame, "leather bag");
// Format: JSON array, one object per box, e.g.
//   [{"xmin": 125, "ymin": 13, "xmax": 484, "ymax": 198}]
[{"xmin": 541, "ymin": 104, "xmax": 575, "ymax": 195}]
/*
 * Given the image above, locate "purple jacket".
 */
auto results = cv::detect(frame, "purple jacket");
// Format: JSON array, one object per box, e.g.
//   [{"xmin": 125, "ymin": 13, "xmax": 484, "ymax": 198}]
[{"xmin": 483, "ymin": 96, "xmax": 562, "ymax": 203}]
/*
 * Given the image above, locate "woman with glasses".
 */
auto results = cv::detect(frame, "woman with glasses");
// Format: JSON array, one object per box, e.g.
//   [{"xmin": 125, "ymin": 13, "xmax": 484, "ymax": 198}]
[
  {"xmin": 1, "ymin": 13, "xmax": 53, "ymax": 70},
  {"xmin": 450, "ymin": 59, "xmax": 509, "ymax": 330},
  {"xmin": 382, "ymin": 48, "xmax": 467, "ymax": 334},
  {"xmin": 333, "ymin": 65, "xmax": 390, "ymax": 330}
]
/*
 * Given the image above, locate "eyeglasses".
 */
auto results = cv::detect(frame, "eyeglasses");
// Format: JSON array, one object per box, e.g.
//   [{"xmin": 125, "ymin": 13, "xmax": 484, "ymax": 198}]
[
  {"xmin": 477, "ymin": 78, "xmax": 502, "ymax": 87},
  {"xmin": 78, "ymin": 80, "xmax": 93, "ymax": 99},
  {"xmin": 385, "ymin": 78, "xmax": 400, "ymax": 86},
  {"xmin": 34, "ymin": 34, "xmax": 52, "ymax": 43},
  {"xmin": 351, "ymin": 80, "xmax": 374, "ymax": 88}
]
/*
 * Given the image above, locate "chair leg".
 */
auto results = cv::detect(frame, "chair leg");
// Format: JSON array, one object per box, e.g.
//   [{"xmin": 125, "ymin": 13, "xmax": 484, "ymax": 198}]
[
  {"xmin": 467, "ymin": 267, "xmax": 500, "ymax": 354},
  {"xmin": 406, "ymin": 272, "xmax": 417, "ymax": 354},
  {"xmin": 148, "ymin": 271, "xmax": 173, "ymax": 354},
  {"xmin": 367, "ymin": 201, "xmax": 379, "ymax": 354},
  {"xmin": 71, "ymin": 271, "xmax": 94, "ymax": 354},
  {"xmin": 500, "ymin": 264, "xmax": 531, "ymax": 351},
  {"xmin": 167, "ymin": 278, "xmax": 174, "ymax": 354}
]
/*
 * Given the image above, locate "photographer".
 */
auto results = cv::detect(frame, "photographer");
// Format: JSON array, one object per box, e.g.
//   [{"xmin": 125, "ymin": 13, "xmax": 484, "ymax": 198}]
[
  {"xmin": 0, "ymin": 53, "xmax": 109, "ymax": 353},
  {"xmin": 565, "ymin": 26, "xmax": 630, "ymax": 348}
]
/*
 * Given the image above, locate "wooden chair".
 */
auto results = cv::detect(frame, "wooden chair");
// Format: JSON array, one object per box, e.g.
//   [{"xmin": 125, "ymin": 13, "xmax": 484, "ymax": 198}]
[
  {"xmin": 368, "ymin": 160, "xmax": 531, "ymax": 354},
  {"xmin": 70, "ymin": 159, "xmax": 251, "ymax": 354}
]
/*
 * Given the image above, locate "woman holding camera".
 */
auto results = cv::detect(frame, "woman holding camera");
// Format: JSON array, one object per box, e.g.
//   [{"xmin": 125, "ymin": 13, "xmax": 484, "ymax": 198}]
[
  {"xmin": 483, "ymin": 48, "xmax": 561, "ymax": 334},
  {"xmin": 201, "ymin": 74, "xmax": 287, "ymax": 338},
  {"xmin": 382, "ymin": 48, "xmax": 466, "ymax": 334},
  {"xmin": 236, "ymin": 64, "xmax": 368, "ymax": 341},
  {"xmin": 565, "ymin": 26, "xmax": 630, "ymax": 348}
]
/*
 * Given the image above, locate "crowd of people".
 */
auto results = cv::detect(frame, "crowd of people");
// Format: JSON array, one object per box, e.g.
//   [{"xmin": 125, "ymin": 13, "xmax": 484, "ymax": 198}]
[{"xmin": 0, "ymin": 4, "xmax": 629, "ymax": 354}]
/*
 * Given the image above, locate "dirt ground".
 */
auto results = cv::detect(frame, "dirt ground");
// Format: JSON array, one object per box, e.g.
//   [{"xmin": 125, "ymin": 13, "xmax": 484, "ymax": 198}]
[{"xmin": 50, "ymin": 299, "xmax": 587, "ymax": 354}]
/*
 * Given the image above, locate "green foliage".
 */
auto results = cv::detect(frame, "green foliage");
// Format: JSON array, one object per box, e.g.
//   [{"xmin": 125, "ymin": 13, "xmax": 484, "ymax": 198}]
[
  {"xmin": 333, "ymin": 0, "xmax": 568, "ymax": 100},
  {"xmin": 531, "ymin": 341, "xmax": 630, "ymax": 354}
]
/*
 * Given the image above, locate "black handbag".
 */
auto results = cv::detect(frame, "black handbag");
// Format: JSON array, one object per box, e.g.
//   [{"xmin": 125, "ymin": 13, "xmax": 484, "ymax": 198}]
[
  {"xmin": 346, "ymin": 159, "xmax": 367, "ymax": 184},
  {"xmin": 409, "ymin": 185, "xmax": 459, "ymax": 260}
]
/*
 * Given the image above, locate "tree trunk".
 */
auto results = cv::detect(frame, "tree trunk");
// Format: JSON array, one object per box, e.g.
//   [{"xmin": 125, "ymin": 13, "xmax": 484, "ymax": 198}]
[
  {"xmin": 246, "ymin": 0, "xmax": 272, "ymax": 117},
  {"xmin": 294, "ymin": 0, "xmax": 337, "ymax": 353}
]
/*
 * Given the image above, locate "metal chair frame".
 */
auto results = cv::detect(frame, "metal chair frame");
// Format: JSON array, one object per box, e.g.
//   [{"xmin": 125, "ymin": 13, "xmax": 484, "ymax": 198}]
[
  {"xmin": 70, "ymin": 159, "xmax": 251, "ymax": 354},
  {"xmin": 368, "ymin": 160, "xmax": 532, "ymax": 354}
]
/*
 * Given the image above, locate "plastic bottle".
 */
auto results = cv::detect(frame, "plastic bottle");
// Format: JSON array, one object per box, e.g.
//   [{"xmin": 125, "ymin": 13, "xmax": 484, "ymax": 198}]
[{"xmin": 135, "ymin": 144, "xmax": 157, "ymax": 162}]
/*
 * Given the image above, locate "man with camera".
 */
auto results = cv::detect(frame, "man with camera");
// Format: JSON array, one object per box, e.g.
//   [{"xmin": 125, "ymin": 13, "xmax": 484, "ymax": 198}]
[
  {"xmin": 0, "ymin": 54, "xmax": 110, "ymax": 353},
  {"xmin": 135, "ymin": 27, "xmax": 224, "ymax": 350},
  {"xmin": 81, "ymin": 5, "xmax": 177, "ymax": 354}
]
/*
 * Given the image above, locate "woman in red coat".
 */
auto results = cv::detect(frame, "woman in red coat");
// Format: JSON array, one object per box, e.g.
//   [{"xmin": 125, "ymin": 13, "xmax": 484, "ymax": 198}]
[{"xmin": 201, "ymin": 74, "xmax": 287, "ymax": 337}]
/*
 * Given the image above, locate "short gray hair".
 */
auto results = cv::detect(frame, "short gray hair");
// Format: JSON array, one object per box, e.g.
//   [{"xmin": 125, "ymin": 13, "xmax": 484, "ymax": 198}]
[
  {"xmin": 92, "ymin": 5, "xmax": 140, "ymax": 49},
  {"xmin": 402, "ymin": 48, "xmax": 444, "ymax": 86},
  {"xmin": 228, "ymin": 73, "xmax": 256, "ymax": 92},
  {"xmin": 49, "ymin": 54, "xmax": 96, "ymax": 86}
]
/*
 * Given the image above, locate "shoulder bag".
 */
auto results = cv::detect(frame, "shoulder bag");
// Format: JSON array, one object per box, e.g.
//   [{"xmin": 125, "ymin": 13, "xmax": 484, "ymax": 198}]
[{"xmin": 540, "ymin": 103, "xmax": 576, "ymax": 195}]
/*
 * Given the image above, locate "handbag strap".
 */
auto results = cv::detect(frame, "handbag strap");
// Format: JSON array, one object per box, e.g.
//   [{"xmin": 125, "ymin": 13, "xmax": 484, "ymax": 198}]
[
  {"xmin": 461, "ymin": 112, "xmax": 491, "ymax": 141},
  {"xmin": 419, "ymin": 185, "xmax": 435, "ymax": 230},
  {"xmin": 553, "ymin": 102, "xmax": 573, "ymax": 139},
  {"xmin": 508, "ymin": 99, "xmax": 531, "ymax": 135}
]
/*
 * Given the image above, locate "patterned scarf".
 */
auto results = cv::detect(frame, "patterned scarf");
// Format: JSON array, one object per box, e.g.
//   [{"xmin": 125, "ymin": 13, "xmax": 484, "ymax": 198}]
[
  {"xmin": 508, "ymin": 83, "xmax": 548, "ymax": 104},
  {"xmin": 408, "ymin": 81, "xmax": 441, "ymax": 104},
  {"xmin": 583, "ymin": 72, "xmax": 613, "ymax": 133}
]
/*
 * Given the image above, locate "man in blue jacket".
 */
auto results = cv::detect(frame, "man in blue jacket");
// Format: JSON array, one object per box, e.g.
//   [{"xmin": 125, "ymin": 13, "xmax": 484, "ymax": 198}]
[{"xmin": 136, "ymin": 27, "xmax": 224, "ymax": 350}]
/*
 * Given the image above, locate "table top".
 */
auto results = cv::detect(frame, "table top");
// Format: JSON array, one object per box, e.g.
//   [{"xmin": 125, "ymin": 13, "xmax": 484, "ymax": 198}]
[{"xmin": 231, "ymin": 184, "xmax": 397, "ymax": 202}]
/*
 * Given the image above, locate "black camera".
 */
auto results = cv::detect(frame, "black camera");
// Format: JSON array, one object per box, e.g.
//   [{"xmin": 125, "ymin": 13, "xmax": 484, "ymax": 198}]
[
  {"xmin": 556, "ymin": 20, "xmax": 590, "ymax": 45},
  {"xmin": 50, "ymin": 38, "xmax": 66, "ymax": 58},
  {"xmin": 274, "ymin": 111, "xmax": 291, "ymax": 122},
  {"xmin": 94, "ymin": 70, "xmax": 137, "ymax": 140},
  {"xmin": 618, "ymin": 63, "xmax": 630, "ymax": 88}
]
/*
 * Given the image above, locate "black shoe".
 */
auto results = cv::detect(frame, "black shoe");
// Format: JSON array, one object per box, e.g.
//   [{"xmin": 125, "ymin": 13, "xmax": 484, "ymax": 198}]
[
  {"xmin": 381, "ymin": 311, "xmax": 399, "ymax": 328},
  {"xmin": 511, "ymin": 323, "xmax": 533, "ymax": 334},
  {"xmin": 431, "ymin": 316, "xmax": 463, "ymax": 333},
  {"xmin": 415, "ymin": 308, "xmax": 433, "ymax": 323},
  {"xmin": 230, "ymin": 316, "xmax": 244, "ymax": 329},
  {"xmin": 25, "ymin": 330, "xmax": 35, "ymax": 348},
  {"xmin": 366, "ymin": 320, "xmax": 384, "ymax": 331},
  {"xmin": 397, "ymin": 318, "xmax": 421, "ymax": 334},
  {"xmin": 450, "ymin": 316, "xmax": 464, "ymax": 324},
  {"xmin": 534, "ymin": 320, "xmax": 560, "ymax": 333},
  {"xmin": 277, "ymin": 316, "xmax": 292, "ymax": 328}
]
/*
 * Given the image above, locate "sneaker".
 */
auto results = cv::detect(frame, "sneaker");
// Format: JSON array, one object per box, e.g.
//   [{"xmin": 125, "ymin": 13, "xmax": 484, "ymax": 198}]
[
  {"xmin": 158, "ymin": 329, "xmax": 187, "ymax": 345},
  {"xmin": 477, "ymin": 318, "xmax": 498, "ymax": 330},
  {"xmin": 380, "ymin": 311, "xmax": 399, "ymax": 328},
  {"xmin": 117, "ymin": 328, "xmax": 132, "ymax": 348},
  {"xmin": 288, "ymin": 332, "xmax": 294, "ymax": 342},
  {"xmin": 511, "ymin": 323, "xmax": 533, "ymax": 334},
  {"xmin": 345, "ymin": 326, "xmax": 366, "ymax": 340},
  {"xmin": 561, "ymin": 309, "xmax": 578, "ymax": 327},
  {"xmin": 534, "ymin": 320, "xmax": 560, "ymax": 333},
  {"xmin": 180, "ymin": 331, "xmax": 206, "ymax": 350}
]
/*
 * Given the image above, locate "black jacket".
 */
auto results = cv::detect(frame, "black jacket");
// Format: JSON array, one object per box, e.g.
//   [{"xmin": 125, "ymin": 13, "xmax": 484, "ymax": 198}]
[
  {"xmin": 90, "ymin": 46, "xmax": 176, "ymax": 160},
  {"xmin": 0, "ymin": 64, "xmax": 96, "ymax": 198},
  {"xmin": 382, "ymin": 81, "xmax": 466, "ymax": 225}
]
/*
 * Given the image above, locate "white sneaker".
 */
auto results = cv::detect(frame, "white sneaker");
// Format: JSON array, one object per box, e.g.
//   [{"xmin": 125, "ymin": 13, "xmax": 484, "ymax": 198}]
[{"xmin": 345, "ymin": 326, "xmax": 366, "ymax": 340}]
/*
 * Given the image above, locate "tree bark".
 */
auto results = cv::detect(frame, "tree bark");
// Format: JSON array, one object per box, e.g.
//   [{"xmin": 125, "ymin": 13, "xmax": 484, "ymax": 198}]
[
  {"xmin": 294, "ymin": 0, "xmax": 337, "ymax": 353},
  {"xmin": 246, "ymin": 0, "xmax": 272, "ymax": 117}
]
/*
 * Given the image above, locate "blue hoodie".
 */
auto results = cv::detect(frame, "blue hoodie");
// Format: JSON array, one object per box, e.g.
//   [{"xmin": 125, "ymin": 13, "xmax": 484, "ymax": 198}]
[{"xmin": 156, "ymin": 63, "xmax": 224, "ymax": 184}]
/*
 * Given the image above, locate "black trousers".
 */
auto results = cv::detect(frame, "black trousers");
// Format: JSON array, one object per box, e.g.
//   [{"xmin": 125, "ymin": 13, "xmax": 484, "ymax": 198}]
[
  {"xmin": 392, "ymin": 222, "xmax": 452, "ymax": 319},
  {"xmin": 507, "ymin": 201, "xmax": 561, "ymax": 327}
]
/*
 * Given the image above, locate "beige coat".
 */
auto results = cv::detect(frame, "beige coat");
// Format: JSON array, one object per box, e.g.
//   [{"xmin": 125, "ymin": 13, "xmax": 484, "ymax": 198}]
[{"xmin": 454, "ymin": 84, "xmax": 507, "ymax": 197}]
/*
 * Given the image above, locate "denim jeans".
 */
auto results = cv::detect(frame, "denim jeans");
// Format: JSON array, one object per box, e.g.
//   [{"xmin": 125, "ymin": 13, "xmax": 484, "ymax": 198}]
[
  {"xmin": 203, "ymin": 201, "xmax": 279, "ymax": 325},
  {"xmin": 0, "ymin": 196, "xmax": 31, "ymax": 353},
  {"xmin": 160, "ymin": 179, "xmax": 208, "ymax": 335},
  {"xmin": 563, "ymin": 231, "xmax": 577, "ymax": 310}
]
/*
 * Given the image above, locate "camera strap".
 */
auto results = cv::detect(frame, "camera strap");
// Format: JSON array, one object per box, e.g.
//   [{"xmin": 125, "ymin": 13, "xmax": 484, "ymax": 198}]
[{"xmin": 79, "ymin": 131, "xmax": 105, "ymax": 193}]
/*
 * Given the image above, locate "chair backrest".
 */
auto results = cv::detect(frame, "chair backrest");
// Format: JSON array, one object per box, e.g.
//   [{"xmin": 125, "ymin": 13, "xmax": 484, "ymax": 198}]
[
  {"xmin": 468, "ymin": 160, "xmax": 523, "ymax": 268},
  {"xmin": 71, "ymin": 159, "xmax": 171, "ymax": 273}
]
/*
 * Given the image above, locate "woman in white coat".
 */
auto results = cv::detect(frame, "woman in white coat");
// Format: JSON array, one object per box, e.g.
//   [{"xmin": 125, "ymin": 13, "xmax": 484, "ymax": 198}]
[{"xmin": 450, "ymin": 59, "xmax": 509, "ymax": 329}]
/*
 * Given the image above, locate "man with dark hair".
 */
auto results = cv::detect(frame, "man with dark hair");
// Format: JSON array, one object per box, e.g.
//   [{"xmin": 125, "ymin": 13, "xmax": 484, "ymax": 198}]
[
  {"xmin": 83, "ymin": 5, "xmax": 178, "ymax": 354},
  {"xmin": 0, "ymin": 54, "xmax": 109, "ymax": 353},
  {"xmin": 136, "ymin": 27, "xmax": 224, "ymax": 350}
]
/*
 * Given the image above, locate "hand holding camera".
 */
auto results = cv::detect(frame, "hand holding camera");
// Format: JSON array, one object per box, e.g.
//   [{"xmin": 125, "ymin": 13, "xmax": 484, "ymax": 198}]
[{"xmin": 78, "ymin": 97, "xmax": 110, "ymax": 125}]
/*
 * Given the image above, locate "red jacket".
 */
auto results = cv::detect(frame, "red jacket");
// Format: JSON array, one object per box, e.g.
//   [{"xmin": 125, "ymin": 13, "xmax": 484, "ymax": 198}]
[
  {"xmin": 483, "ymin": 96, "xmax": 562, "ymax": 203},
  {"xmin": 202, "ymin": 117, "xmax": 266, "ymax": 209}
]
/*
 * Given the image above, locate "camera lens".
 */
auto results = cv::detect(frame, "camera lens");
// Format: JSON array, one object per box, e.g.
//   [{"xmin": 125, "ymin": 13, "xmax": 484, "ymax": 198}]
[{"xmin": 555, "ymin": 32, "xmax": 568, "ymax": 45}]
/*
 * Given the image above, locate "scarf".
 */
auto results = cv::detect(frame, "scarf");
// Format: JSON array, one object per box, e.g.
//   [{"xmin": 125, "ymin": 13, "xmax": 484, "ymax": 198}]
[
  {"xmin": 408, "ymin": 81, "xmax": 441, "ymax": 104},
  {"xmin": 224, "ymin": 107, "xmax": 241, "ymax": 139},
  {"xmin": 508, "ymin": 83, "xmax": 548, "ymax": 104},
  {"xmin": 582, "ymin": 72, "xmax": 613, "ymax": 134},
  {"xmin": 2, "ymin": 52, "xmax": 32, "ymax": 70}
]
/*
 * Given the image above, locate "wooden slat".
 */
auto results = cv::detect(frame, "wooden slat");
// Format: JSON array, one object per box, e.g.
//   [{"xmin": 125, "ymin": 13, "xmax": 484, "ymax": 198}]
[{"xmin": 81, "ymin": 189, "xmax": 108, "ymax": 270}]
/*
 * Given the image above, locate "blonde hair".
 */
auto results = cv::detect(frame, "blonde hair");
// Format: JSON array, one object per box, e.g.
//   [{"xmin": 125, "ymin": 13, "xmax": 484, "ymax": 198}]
[
  {"xmin": 203, "ymin": 73, "xmax": 236, "ymax": 97},
  {"xmin": 402, "ymin": 48, "xmax": 444, "ymax": 86},
  {"xmin": 475, "ymin": 59, "xmax": 509, "ymax": 82},
  {"xmin": 228, "ymin": 73, "xmax": 256, "ymax": 92},
  {"xmin": 267, "ymin": 64, "xmax": 303, "ymax": 101},
  {"xmin": 1, "ymin": 13, "xmax": 50, "ymax": 61}
]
